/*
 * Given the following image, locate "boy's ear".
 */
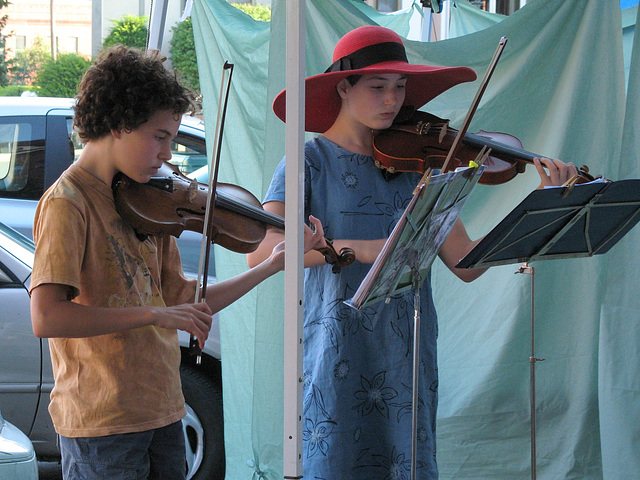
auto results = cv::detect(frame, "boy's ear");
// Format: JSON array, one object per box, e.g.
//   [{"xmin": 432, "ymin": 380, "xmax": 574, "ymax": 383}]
[{"xmin": 110, "ymin": 128, "xmax": 123, "ymax": 140}]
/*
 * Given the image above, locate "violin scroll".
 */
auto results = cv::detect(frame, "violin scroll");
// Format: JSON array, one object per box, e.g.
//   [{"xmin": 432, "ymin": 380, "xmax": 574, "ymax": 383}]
[{"xmin": 317, "ymin": 240, "xmax": 356, "ymax": 274}]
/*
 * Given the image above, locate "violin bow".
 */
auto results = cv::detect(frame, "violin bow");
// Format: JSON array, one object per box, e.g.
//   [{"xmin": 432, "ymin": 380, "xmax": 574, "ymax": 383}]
[
  {"xmin": 190, "ymin": 61, "xmax": 235, "ymax": 363},
  {"xmin": 417, "ymin": 36, "xmax": 508, "ymax": 189}
]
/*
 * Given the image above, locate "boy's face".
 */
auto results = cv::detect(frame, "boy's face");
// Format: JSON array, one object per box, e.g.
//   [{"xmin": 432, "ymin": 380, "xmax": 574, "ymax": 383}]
[
  {"xmin": 339, "ymin": 73, "xmax": 407, "ymax": 131},
  {"xmin": 114, "ymin": 109, "xmax": 181, "ymax": 183}
]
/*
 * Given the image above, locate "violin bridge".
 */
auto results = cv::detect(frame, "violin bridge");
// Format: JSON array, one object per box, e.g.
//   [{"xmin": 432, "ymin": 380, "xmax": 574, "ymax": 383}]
[{"xmin": 474, "ymin": 146, "xmax": 491, "ymax": 168}]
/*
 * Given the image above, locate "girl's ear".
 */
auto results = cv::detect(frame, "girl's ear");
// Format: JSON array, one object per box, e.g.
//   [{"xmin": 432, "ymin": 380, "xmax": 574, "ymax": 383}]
[{"xmin": 336, "ymin": 78, "xmax": 351, "ymax": 100}]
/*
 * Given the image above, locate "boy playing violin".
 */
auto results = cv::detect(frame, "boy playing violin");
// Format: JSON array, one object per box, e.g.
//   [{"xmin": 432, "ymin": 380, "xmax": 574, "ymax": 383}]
[{"xmin": 29, "ymin": 45, "xmax": 326, "ymax": 480}]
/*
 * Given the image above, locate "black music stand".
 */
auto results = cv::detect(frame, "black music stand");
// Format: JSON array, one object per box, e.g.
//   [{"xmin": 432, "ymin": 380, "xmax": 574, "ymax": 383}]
[
  {"xmin": 346, "ymin": 165, "xmax": 485, "ymax": 480},
  {"xmin": 456, "ymin": 178, "xmax": 640, "ymax": 480}
]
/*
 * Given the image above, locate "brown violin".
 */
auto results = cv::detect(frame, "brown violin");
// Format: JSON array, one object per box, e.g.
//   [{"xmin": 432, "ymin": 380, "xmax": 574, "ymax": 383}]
[
  {"xmin": 112, "ymin": 162, "xmax": 355, "ymax": 272},
  {"xmin": 373, "ymin": 110, "xmax": 598, "ymax": 185}
]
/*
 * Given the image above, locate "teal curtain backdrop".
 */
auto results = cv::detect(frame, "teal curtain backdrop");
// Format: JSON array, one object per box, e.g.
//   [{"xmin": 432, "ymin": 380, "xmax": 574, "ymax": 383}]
[{"xmin": 190, "ymin": 0, "xmax": 639, "ymax": 478}]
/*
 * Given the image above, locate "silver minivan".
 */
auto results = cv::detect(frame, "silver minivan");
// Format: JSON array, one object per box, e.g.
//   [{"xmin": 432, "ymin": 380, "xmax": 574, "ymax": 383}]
[{"xmin": 0, "ymin": 97, "xmax": 225, "ymax": 480}]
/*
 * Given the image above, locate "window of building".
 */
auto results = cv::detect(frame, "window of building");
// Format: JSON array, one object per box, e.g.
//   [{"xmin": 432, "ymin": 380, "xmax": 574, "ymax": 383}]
[
  {"xmin": 15, "ymin": 36, "xmax": 26, "ymax": 51},
  {"xmin": 56, "ymin": 36, "xmax": 78, "ymax": 54},
  {"xmin": 368, "ymin": 0, "xmax": 401, "ymax": 13},
  {"xmin": 472, "ymin": 0, "xmax": 526, "ymax": 15}
]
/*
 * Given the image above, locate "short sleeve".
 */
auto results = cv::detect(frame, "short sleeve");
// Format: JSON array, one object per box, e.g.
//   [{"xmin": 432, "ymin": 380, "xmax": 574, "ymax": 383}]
[
  {"xmin": 263, "ymin": 155, "xmax": 312, "ymax": 207},
  {"xmin": 263, "ymin": 157, "xmax": 286, "ymax": 204},
  {"xmin": 30, "ymin": 196, "xmax": 86, "ymax": 297}
]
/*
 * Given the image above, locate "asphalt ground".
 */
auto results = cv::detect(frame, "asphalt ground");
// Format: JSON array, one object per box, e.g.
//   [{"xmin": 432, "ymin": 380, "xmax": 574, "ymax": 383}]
[{"xmin": 38, "ymin": 461, "xmax": 63, "ymax": 479}]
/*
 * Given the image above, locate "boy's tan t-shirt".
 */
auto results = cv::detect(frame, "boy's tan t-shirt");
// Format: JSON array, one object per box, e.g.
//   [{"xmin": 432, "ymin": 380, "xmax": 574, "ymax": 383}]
[{"xmin": 30, "ymin": 163, "xmax": 197, "ymax": 437}]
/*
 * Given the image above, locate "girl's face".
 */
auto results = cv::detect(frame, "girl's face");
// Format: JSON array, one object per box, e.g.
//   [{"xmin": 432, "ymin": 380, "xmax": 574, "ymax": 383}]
[
  {"xmin": 339, "ymin": 73, "xmax": 408, "ymax": 130},
  {"xmin": 113, "ymin": 109, "xmax": 181, "ymax": 183}
]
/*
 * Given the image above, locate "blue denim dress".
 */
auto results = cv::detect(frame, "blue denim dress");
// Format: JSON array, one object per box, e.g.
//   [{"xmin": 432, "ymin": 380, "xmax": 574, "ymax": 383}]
[{"xmin": 265, "ymin": 136, "xmax": 439, "ymax": 479}]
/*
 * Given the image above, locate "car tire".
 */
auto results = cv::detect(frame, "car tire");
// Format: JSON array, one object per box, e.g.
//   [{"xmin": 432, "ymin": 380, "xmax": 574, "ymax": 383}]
[{"xmin": 180, "ymin": 365, "xmax": 225, "ymax": 480}]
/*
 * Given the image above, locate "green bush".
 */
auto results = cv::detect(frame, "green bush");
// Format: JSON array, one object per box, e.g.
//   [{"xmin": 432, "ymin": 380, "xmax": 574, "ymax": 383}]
[
  {"xmin": 0, "ymin": 84, "xmax": 39, "ymax": 96},
  {"xmin": 103, "ymin": 15, "xmax": 148, "ymax": 50},
  {"xmin": 170, "ymin": 17, "xmax": 199, "ymax": 91},
  {"xmin": 233, "ymin": 3, "xmax": 271, "ymax": 21},
  {"xmin": 169, "ymin": 4, "xmax": 271, "ymax": 95},
  {"xmin": 35, "ymin": 53, "xmax": 92, "ymax": 97}
]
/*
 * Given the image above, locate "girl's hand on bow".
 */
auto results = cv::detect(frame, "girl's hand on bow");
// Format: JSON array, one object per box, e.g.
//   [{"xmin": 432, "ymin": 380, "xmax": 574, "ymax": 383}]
[{"xmin": 534, "ymin": 157, "xmax": 578, "ymax": 189}]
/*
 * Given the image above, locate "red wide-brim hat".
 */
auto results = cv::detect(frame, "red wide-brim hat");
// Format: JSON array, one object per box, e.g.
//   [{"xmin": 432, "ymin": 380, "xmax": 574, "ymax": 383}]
[{"xmin": 273, "ymin": 25, "xmax": 478, "ymax": 134}]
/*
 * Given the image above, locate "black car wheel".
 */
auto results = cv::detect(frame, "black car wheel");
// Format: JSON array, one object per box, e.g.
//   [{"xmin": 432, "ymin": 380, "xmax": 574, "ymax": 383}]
[{"xmin": 180, "ymin": 365, "xmax": 225, "ymax": 480}]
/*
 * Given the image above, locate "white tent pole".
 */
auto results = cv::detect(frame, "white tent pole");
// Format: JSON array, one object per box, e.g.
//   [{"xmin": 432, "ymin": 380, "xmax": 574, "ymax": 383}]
[
  {"xmin": 283, "ymin": 0, "xmax": 306, "ymax": 478},
  {"xmin": 441, "ymin": 0, "xmax": 451, "ymax": 40},
  {"xmin": 420, "ymin": 2, "xmax": 433, "ymax": 42},
  {"xmin": 147, "ymin": 0, "xmax": 169, "ymax": 51}
]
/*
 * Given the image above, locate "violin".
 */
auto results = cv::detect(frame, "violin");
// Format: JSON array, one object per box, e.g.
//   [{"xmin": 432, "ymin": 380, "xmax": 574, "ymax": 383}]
[
  {"xmin": 112, "ymin": 162, "xmax": 356, "ymax": 272},
  {"xmin": 373, "ymin": 110, "xmax": 598, "ymax": 185}
]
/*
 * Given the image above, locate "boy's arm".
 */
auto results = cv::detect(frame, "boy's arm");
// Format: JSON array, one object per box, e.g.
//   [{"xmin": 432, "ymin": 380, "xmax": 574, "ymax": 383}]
[
  {"xmin": 204, "ymin": 245, "xmax": 283, "ymax": 313},
  {"xmin": 31, "ymin": 283, "xmax": 213, "ymax": 348},
  {"xmin": 209, "ymin": 214, "xmax": 327, "ymax": 313}
]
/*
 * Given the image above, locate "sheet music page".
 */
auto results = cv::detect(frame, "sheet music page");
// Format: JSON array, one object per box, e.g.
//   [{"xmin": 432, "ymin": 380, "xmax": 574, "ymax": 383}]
[{"xmin": 347, "ymin": 166, "xmax": 484, "ymax": 310}]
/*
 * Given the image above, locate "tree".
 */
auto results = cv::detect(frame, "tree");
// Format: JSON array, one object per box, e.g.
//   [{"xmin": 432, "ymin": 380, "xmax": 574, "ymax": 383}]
[
  {"xmin": 102, "ymin": 15, "xmax": 148, "ymax": 50},
  {"xmin": 170, "ymin": 17, "xmax": 198, "ymax": 91},
  {"xmin": 8, "ymin": 37, "xmax": 50, "ymax": 86},
  {"xmin": 169, "ymin": 4, "xmax": 271, "ymax": 95},
  {"xmin": 35, "ymin": 52, "xmax": 91, "ymax": 97},
  {"xmin": 0, "ymin": 0, "xmax": 12, "ymax": 87}
]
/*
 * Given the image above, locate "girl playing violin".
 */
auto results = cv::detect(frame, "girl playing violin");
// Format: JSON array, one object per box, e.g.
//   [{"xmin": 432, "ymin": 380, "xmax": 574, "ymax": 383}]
[{"xmin": 247, "ymin": 25, "xmax": 578, "ymax": 479}]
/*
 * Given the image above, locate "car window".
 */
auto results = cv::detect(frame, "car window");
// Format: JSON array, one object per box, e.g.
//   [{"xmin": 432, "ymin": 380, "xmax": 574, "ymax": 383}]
[
  {"xmin": 169, "ymin": 130, "xmax": 207, "ymax": 175},
  {"xmin": 67, "ymin": 117, "xmax": 84, "ymax": 163},
  {"xmin": 66, "ymin": 118, "xmax": 205, "ymax": 176},
  {"xmin": 0, "ymin": 267, "xmax": 13, "ymax": 285},
  {"xmin": 0, "ymin": 117, "xmax": 46, "ymax": 200}
]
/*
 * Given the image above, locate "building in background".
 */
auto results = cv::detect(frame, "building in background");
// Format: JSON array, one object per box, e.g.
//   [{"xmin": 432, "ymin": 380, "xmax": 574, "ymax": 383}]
[
  {"xmin": 1, "ymin": 0, "xmax": 526, "ymax": 67},
  {"xmin": 3, "ymin": 0, "xmax": 190, "ymax": 61},
  {"xmin": 4, "ymin": 0, "xmax": 92, "ymax": 59}
]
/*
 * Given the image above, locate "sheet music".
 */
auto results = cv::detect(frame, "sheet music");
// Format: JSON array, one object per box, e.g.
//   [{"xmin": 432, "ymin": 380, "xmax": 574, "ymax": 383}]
[{"xmin": 347, "ymin": 166, "xmax": 484, "ymax": 310}]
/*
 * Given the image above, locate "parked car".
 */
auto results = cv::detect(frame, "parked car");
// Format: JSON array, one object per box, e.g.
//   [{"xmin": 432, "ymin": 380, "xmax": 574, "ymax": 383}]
[
  {"xmin": 0, "ymin": 97, "xmax": 224, "ymax": 480},
  {"xmin": 0, "ymin": 408, "xmax": 39, "ymax": 480}
]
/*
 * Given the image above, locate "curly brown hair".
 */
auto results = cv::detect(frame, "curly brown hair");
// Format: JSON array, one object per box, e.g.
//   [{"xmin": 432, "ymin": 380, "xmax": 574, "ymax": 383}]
[{"xmin": 73, "ymin": 45, "xmax": 196, "ymax": 142}]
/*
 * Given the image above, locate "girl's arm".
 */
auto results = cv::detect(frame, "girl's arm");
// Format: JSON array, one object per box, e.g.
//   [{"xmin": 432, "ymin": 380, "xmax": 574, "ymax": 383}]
[
  {"xmin": 438, "ymin": 157, "xmax": 579, "ymax": 282},
  {"xmin": 246, "ymin": 201, "xmax": 386, "ymax": 268},
  {"xmin": 438, "ymin": 218, "xmax": 487, "ymax": 283}
]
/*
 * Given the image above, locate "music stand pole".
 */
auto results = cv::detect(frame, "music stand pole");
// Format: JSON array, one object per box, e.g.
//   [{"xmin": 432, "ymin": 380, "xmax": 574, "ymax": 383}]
[
  {"xmin": 516, "ymin": 262, "xmax": 544, "ymax": 480},
  {"xmin": 410, "ymin": 268, "xmax": 422, "ymax": 480}
]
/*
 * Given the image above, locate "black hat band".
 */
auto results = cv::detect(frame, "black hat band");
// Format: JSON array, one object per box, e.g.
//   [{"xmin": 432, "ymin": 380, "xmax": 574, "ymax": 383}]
[{"xmin": 324, "ymin": 42, "xmax": 408, "ymax": 73}]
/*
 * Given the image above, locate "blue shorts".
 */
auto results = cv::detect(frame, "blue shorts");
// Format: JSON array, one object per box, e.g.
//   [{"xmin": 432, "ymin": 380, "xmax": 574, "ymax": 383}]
[{"xmin": 59, "ymin": 421, "xmax": 186, "ymax": 480}]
